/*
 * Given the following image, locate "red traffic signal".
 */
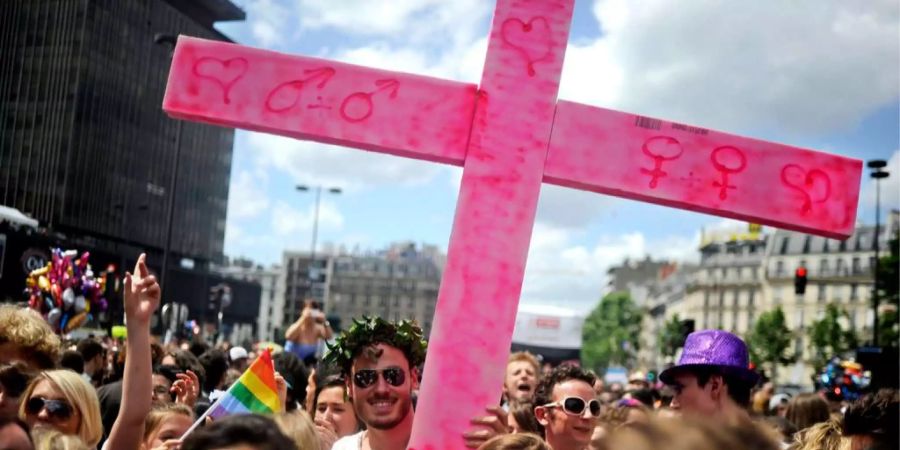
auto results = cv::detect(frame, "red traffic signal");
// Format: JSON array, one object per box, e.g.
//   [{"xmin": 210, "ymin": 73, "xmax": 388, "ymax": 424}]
[{"xmin": 795, "ymin": 267, "xmax": 808, "ymax": 295}]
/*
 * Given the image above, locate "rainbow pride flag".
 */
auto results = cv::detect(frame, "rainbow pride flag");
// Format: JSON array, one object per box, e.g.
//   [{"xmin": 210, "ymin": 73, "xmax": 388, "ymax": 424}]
[{"xmin": 207, "ymin": 348, "xmax": 281, "ymax": 418}]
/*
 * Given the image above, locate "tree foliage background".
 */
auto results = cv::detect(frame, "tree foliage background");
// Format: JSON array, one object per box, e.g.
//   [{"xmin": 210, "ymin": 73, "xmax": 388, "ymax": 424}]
[
  {"xmin": 747, "ymin": 306, "xmax": 796, "ymax": 381},
  {"xmin": 582, "ymin": 291, "xmax": 642, "ymax": 372},
  {"xmin": 876, "ymin": 230, "xmax": 899, "ymax": 348},
  {"xmin": 808, "ymin": 303, "xmax": 858, "ymax": 373},
  {"xmin": 658, "ymin": 314, "xmax": 685, "ymax": 362}
]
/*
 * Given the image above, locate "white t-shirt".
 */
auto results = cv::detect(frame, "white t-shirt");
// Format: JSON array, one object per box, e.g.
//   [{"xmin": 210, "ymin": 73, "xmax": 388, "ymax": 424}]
[{"xmin": 331, "ymin": 431, "xmax": 364, "ymax": 450}]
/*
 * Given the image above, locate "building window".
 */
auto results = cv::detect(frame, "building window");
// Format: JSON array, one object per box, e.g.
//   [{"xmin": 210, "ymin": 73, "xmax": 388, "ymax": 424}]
[
  {"xmin": 852, "ymin": 257, "xmax": 861, "ymax": 274},
  {"xmin": 802, "ymin": 236, "xmax": 811, "ymax": 253},
  {"xmin": 836, "ymin": 259, "xmax": 845, "ymax": 275},
  {"xmin": 780, "ymin": 237, "xmax": 790, "ymax": 254},
  {"xmin": 818, "ymin": 284, "xmax": 827, "ymax": 303},
  {"xmin": 776, "ymin": 261, "xmax": 784, "ymax": 277},
  {"xmin": 850, "ymin": 284, "xmax": 858, "ymax": 301},
  {"xmin": 819, "ymin": 259, "xmax": 829, "ymax": 276}
]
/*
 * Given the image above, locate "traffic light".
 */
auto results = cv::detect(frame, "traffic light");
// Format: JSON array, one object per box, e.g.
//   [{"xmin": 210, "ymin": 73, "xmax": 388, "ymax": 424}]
[{"xmin": 795, "ymin": 267, "xmax": 808, "ymax": 295}]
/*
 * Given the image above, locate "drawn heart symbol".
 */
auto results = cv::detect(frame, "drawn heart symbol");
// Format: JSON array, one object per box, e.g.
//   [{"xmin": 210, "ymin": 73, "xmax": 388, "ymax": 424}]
[
  {"xmin": 500, "ymin": 17, "xmax": 552, "ymax": 76},
  {"xmin": 780, "ymin": 164, "xmax": 832, "ymax": 214},
  {"xmin": 192, "ymin": 57, "xmax": 248, "ymax": 104}
]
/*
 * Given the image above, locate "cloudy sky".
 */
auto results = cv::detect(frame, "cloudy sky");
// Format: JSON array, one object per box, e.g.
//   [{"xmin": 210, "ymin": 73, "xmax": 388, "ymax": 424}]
[{"xmin": 214, "ymin": 0, "xmax": 899, "ymax": 312}]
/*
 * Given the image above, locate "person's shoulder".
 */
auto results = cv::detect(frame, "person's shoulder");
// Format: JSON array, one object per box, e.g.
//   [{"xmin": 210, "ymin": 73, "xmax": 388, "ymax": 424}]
[{"xmin": 331, "ymin": 431, "xmax": 364, "ymax": 450}]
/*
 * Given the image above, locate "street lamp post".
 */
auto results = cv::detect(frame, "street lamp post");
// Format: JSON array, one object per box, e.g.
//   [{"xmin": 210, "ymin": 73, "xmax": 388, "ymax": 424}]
[
  {"xmin": 868, "ymin": 159, "xmax": 889, "ymax": 347},
  {"xmin": 155, "ymin": 33, "xmax": 182, "ymax": 317},
  {"xmin": 296, "ymin": 185, "xmax": 341, "ymax": 309}
]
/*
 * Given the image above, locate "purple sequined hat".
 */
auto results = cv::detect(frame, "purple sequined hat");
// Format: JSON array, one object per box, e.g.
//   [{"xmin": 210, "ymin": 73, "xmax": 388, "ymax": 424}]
[{"xmin": 659, "ymin": 330, "xmax": 759, "ymax": 385}]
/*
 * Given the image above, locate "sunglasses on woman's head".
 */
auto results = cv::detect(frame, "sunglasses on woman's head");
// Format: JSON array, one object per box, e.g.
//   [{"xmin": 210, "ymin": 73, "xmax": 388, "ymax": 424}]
[
  {"xmin": 542, "ymin": 397, "xmax": 602, "ymax": 417},
  {"xmin": 352, "ymin": 367, "xmax": 406, "ymax": 388},
  {"xmin": 25, "ymin": 397, "xmax": 74, "ymax": 421}
]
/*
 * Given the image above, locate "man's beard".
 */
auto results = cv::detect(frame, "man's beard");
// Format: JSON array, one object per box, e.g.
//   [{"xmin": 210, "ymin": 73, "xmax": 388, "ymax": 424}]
[{"xmin": 361, "ymin": 392, "xmax": 412, "ymax": 430}]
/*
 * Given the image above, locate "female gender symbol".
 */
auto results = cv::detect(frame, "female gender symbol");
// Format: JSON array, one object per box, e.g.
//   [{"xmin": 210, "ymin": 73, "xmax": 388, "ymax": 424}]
[
  {"xmin": 710, "ymin": 145, "xmax": 747, "ymax": 200},
  {"xmin": 640, "ymin": 136, "xmax": 683, "ymax": 189},
  {"xmin": 339, "ymin": 79, "xmax": 399, "ymax": 123}
]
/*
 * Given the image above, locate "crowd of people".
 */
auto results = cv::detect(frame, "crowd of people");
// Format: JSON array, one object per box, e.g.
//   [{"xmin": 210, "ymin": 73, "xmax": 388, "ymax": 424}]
[{"xmin": 0, "ymin": 254, "xmax": 897, "ymax": 450}]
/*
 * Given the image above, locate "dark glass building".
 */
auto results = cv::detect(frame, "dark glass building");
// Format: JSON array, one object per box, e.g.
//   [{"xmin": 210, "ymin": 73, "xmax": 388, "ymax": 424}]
[
  {"xmin": 0, "ymin": 0, "xmax": 243, "ymax": 266},
  {"xmin": 0, "ymin": 1, "xmax": 250, "ymax": 328}
]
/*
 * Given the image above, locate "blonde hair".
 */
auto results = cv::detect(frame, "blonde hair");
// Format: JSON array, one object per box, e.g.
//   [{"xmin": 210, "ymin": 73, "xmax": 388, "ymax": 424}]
[
  {"xmin": 142, "ymin": 403, "xmax": 194, "ymax": 442},
  {"xmin": 785, "ymin": 393, "xmax": 830, "ymax": 431},
  {"xmin": 478, "ymin": 432, "xmax": 552, "ymax": 450},
  {"xmin": 32, "ymin": 425, "xmax": 91, "ymax": 450},
  {"xmin": 19, "ymin": 370, "xmax": 103, "ymax": 448},
  {"xmin": 0, "ymin": 305, "xmax": 61, "ymax": 369},
  {"xmin": 273, "ymin": 410, "xmax": 321, "ymax": 450},
  {"xmin": 793, "ymin": 418, "xmax": 850, "ymax": 450},
  {"xmin": 508, "ymin": 352, "xmax": 540, "ymax": 374}
]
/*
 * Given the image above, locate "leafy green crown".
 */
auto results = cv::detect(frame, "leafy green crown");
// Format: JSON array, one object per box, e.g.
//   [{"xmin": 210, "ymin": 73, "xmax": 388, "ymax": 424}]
[{"xmin": 324, "ymin": 316, "xmax": 428, "ymax": 374}]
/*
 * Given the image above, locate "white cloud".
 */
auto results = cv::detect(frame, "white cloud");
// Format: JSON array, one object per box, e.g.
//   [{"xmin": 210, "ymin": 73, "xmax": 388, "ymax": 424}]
[
  {"xmin": 291, "ymin": 0, "xmax": 489, "ymax": 43},
  {"xmin": 244, "ymin": 0, "xmax": 291, "ymax": 48},
  {"xmin": 250, "ymin": 133, "xmax": 445, "ymax": 191},
  {"xmin": 227, "ymin": 170, "xmax": 270, "ymax": 219},
  {"xmin": 520, "ymin": 224, "xmax": 698, "ymax": 313},
  {"xmin": 565, "ymin": 0, "xmax": 900, "ymax": 135},
  {"xmin": 535, "ymin": 184, "xmax": 617, "ymax": 230},
  {"xmin": 271, "ymin": 199, "xmax": 344, "ymax": 236}
]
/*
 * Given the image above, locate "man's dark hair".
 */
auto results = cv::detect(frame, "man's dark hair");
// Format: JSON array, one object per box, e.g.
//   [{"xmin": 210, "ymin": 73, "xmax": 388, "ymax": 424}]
[
  {"xmin": 59, "ymin": 350, "xmax": 84, "ymax": 374},
  {"xmin": 181, "ymin": 414, "xmax": 297, "ymax": 450},
  {"xmin": 688, "ymin": 366, "xmax": 753, "ymax": 408},
  {"xmin": 167, "ymin": 349, "xmax": 206, "ymax": 388},
  {"xmin": 189, "ymin": 342, "xmax": 210, "ymax": 358},
  {"xmin": 272, "ymin": 352, "xmax": 309, "ymax": 411},
  {"xmin": 842, "ymin": 389, "xmax": 899, "ymax": 450},
  {"xmin": 198, "ymin": 350, "xmax": 228, "ymax": 393},
  {"xmin": 533, "ymin": 364, "xmax": 597, "ymax": 408},
  {"xmin": 324, "ymin": 316, "xmax": 427, "ymax": 376},
  {"xmin": 76, "ymin": 339, "xmax": 105, "ymax": 362},
  {"xmin": 153, "ymin": 364, "xmax": 183, "ymax": 384},
  {"xmin": 510, "ymin": 401, "xmax": 544, "ymax": 436},
  {"xmin": 628, "ymin": 388, "xmax": 660, "ymax": 408}
]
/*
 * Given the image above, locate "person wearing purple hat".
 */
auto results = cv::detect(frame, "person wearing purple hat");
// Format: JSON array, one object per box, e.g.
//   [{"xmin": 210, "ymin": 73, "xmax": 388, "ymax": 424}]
[{"xmin": 659, "ymin": 330, "xmax": 759, "ymax": 421}]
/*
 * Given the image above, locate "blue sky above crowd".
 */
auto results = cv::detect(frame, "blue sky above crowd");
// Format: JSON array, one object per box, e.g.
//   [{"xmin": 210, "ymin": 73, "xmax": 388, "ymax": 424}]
[{"xmin": 214, "ymin": 0, "xmax": 899, "ymax": 312}]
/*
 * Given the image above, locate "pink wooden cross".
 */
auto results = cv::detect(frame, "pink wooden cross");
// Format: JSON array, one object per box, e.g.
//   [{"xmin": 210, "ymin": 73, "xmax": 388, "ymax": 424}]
[{"xmin": 163, "ymin": 0, "xmax": 861, "ymax": 447}]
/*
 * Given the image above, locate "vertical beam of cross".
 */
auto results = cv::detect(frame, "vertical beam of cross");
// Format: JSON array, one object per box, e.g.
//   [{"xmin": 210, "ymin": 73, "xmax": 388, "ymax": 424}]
[{"xmin": 408, "ymin": 1, "xmax": 574, "ymax": 448}]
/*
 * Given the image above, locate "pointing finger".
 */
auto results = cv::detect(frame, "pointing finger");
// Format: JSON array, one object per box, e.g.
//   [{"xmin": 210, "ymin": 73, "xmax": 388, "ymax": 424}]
[{"xmin": 136, "ymin": 253, "xmax": 149, "ymax": 279}]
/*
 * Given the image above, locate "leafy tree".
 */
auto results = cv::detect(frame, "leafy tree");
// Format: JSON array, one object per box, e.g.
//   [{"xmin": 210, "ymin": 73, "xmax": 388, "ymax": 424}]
[
  {"xmin": 808, "ymin": 303, "xmax": 858, "ymax": 374},
  {"xmin": 747, "ymin": 307, "xmax": 796, "ymax": 382},
  {"xmin": 582, "ymin": 291, "xmax": 642, "ymax": 372},
  {"xmin": 658, "ymin": 314, "xmax": 686, "ymax": 363},
  {"xmin": 876, "ymin": 230, "xmax": 899, "ymax": 348}
]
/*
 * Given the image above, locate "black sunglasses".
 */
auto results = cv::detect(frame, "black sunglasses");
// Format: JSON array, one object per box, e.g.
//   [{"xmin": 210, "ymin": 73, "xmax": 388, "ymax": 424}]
[
  {"xmin": 25, "ymin": 397, "xmax": 74, "ymax": 421},
  {"xmin": 543, "ymin": 397, "xmax": 601, "ymax": 417},
  {"xmin": 353, "ymin": 368, "xmax": 406, "ymax": 388}
]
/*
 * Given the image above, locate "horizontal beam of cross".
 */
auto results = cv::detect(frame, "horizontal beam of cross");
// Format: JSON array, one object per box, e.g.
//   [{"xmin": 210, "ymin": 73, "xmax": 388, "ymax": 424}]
[{"xmin": 164, "ymin": 36, "xmax": 860, "ymax": 240}]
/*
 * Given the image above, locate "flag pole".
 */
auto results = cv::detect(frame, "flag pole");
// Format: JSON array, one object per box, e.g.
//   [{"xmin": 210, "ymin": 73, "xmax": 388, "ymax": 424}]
[{"xmin": 178, "ymin": 391, "xmax": 223, "ymax": 440}]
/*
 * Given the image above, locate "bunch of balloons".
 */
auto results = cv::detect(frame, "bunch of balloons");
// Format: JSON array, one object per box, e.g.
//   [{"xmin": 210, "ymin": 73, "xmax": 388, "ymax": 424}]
[
  {"xmin": 24, "ymin": 249, "xmax": 108, "ymax": 334},
  {"xmin": 817, "ymin": 357, "xmax": 871, "ymax": 401}
]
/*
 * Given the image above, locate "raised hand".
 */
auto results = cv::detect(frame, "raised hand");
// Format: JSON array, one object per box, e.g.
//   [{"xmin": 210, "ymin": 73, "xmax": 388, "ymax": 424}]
[
  {"xmin": 172, "ymin": 370, "xmax": 200, "ymax": 407},
  {"xmin": 462, "ymin": 405, "xmax": 510, "ymax": 449},
  {"xmin": 314, "ymin": 417, "xmax": 338, "ymax": 450},
  {"xmin": 124, "ymin": 253, "xmax": 161, "ymax": 325}
]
